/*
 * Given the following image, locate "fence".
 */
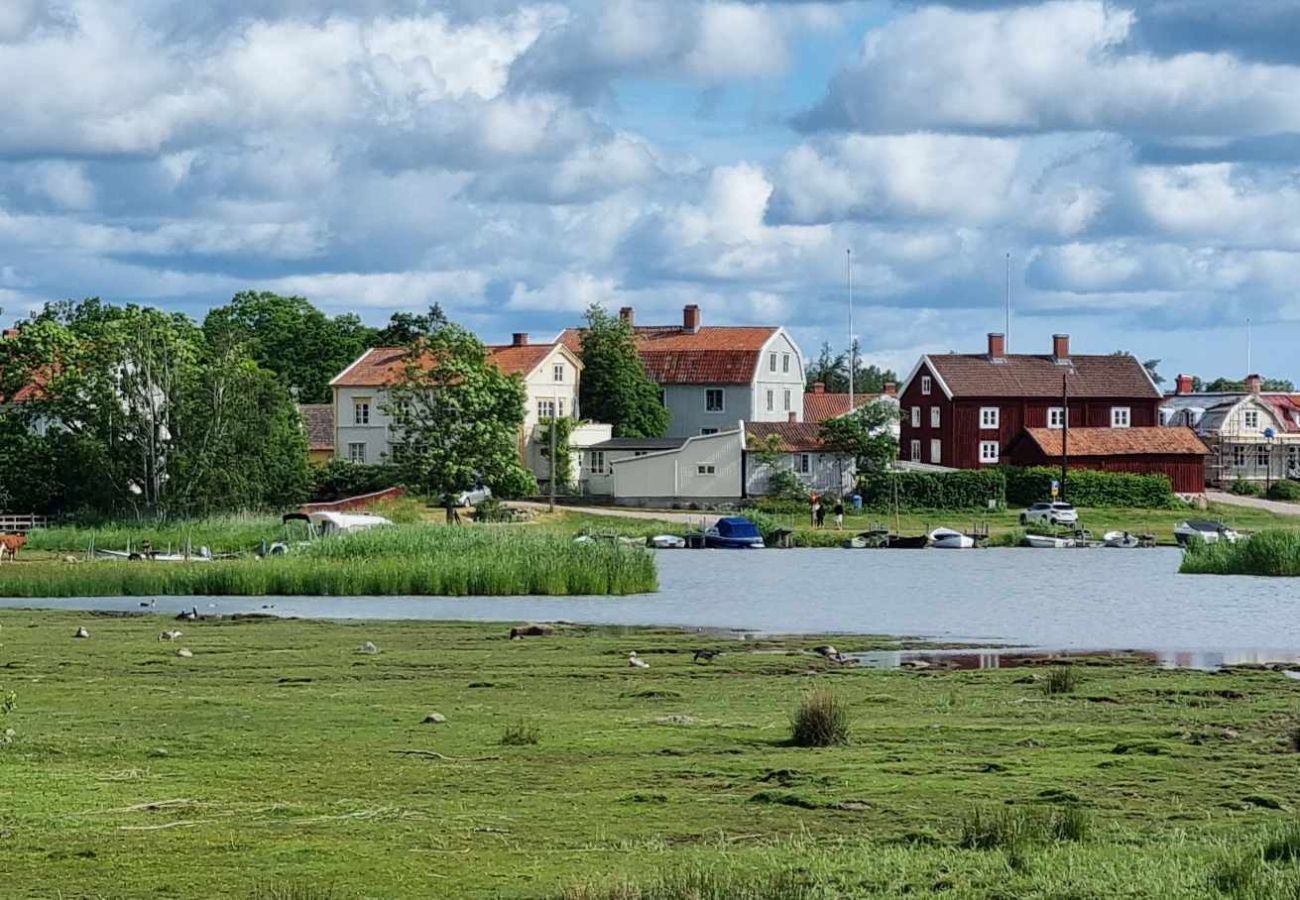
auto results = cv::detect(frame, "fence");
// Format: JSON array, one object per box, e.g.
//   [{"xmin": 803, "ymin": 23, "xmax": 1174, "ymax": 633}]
[{"xmin": 0, "ymin": 514, "xmax": 50, "ymax": 534}]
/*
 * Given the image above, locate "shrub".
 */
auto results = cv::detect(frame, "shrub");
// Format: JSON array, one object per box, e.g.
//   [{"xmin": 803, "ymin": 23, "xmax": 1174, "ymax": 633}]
[
  {"xmin": 309, "ymin": 460, "xmax": 399, "ymax": 502},
  {"xmin": 1044, "ymin": 667, "xmax": 1080, "ymax": 695},
  {"xmin": 473, "ymin": 495, "xmax": 518, "ymax": 523},
  {"xmin": 1268, "ymin": 480, "xmax": 1300, "ymax": 502},
  {"xmin": 1231, "ymin": 477, "xmax": 1265, "ymax": 498},
  {"xmin": 790, "ymin": 688, "xmax": 850, "ymax": 748},
  {"xmin": 858, "ymin": 469, "xmax": 1006, "ymax": 510},
  {"xmin": 501, "ymin": 720, "xmax": 541, "ymax": 746},
  {"xmin": 1004, "ymin": 466, "xmax": 1176, "ymax": 508}
]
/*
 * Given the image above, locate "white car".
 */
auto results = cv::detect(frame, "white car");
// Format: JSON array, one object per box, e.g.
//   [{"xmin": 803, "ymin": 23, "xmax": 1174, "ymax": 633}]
[
  {"xmin": 1173, "ymin": 520, "xmax": 1239, "ymax": 546},
  {"xmin": 1020, "ymin": 502, "xmax": 1079, "ymax": 527}
]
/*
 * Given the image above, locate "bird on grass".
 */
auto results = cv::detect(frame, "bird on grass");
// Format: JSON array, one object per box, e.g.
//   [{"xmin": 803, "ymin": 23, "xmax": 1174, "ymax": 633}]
[
  {"xmin": 627, "ymin": 652, "xmax": 650, "ymax": 669},
  {"xmin": 73, "ymin": 626, "xmax": 90, "ymax": 639},
  {"xmin": 692, "ymin": 649, "xmax": 721, "ymax": 663}
]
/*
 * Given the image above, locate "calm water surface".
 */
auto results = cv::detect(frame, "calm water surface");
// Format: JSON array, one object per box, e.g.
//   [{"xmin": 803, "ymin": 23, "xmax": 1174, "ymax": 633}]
[{"xmin": 5, "ymin": 549, "xmax": 1300, "ymax": 660}]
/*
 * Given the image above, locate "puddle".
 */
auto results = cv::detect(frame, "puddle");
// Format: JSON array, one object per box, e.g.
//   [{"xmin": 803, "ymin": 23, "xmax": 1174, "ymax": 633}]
[{"xmin": 852, "ymin": 647, "xmax": 1300, "ymax": 672}]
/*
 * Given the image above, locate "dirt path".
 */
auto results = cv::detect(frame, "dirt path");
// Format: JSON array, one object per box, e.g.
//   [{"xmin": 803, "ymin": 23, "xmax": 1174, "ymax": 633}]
[
  {"xmin": 1206, "ymin": 490, "xmax": 1300, "ymax": 517},
  {"xmin": 508, "ymin": 501, "xmax": 711, "ymax": 526}
]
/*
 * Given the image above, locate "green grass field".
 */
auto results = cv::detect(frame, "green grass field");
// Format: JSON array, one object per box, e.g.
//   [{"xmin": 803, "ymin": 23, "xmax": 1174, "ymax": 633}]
[{"xmin": 4, "ymin": 611, "xmax": 1300, "ymax": 897}]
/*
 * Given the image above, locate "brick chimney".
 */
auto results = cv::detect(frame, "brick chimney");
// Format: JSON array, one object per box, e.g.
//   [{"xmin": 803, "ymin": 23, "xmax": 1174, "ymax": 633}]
[
  {"xmin": 1246, "ymin": 373, "xmax": 1263, "ymax": 393},
  {"xmin": 987, "ymin": 332, "xmax": 1006, "ymax": 360},
  {"xmin": 683, "ymin": 304, "xmax": 701, "ymax": 333},
  {"xmin": 1052, "ymin": 333, "xmax": 1070, "ymax": 362},
  {"xmin": 811, "ymin": 382, "xmax": 825, "ymax": 394},
  {"xmin": 619, "ymin": 306, "xmax": 634, "ymax": 326},
  {"xmin": 512, "ymin": 332, "xmax": 529, "ymax": 347},
  {"xmin": 883, "ymin": 382, "xmax": 897, "ymax": 397},
  {"xmin": 1175, "ymin": 373, "xmax": 1195, "ymax": 395}
]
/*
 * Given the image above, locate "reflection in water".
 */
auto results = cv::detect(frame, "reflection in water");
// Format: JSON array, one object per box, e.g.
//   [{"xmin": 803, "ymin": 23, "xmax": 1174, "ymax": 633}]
[{"xmin": 855, "ymin": 647, "xmax": 1300, "ymax": 672}]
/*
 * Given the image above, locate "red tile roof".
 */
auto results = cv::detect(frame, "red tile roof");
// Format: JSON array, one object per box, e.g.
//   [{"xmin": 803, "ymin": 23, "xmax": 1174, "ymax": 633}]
[
  {"xmin": 558, "ymin": 325, "xmax": 776, "ymax": 385},
  {"xmin": 1260, "ymin": 395, "xmax": 1300, "ymax": 433},
  {"xmin": 299, "ymin": 404, "xmax": 334, "ymax": 451},
  {"xmin": 803, "ymin": 391, "xmax": 877, "ymax": 423},
  {"xmin": 331, "ymin": 344, "xmax": 558, "ymax": 387},
  {"xmin": 925, "ymin": 353, "xmax": 1160, "ymax": 400},
  {"xmin": 745, "ymin": 422, "xmax": 826, "ymax": 452},
  {"xmin": 1021, "ymin": 427, "xmax": 1209, "ymax": 457}
]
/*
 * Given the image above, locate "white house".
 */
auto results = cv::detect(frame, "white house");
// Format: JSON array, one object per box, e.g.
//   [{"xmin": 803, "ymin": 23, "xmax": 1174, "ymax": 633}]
[
  {"xmin": 742, "ymin": 421, "xmax": 857, "ymax": 497},
  {"xmin": 606, "ymin": 428, "xmax": 746, "ymax": 505},
  {"xmin": 1164, "ymin": 373, "xmax": 1300, "ymax": 485},
  {"xmin": 329, "ymin": 334, "xmax": 595, "ymax": 478},
  {"xmin": 559, "ymin": 304, "xmax": 806, "ymax": 439}
]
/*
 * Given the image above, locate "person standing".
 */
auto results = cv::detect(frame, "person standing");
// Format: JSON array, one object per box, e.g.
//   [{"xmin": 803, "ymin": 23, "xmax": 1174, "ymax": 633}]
[
  {"xmin": 814, "ymin": 501, "xmax": 826, "ymax": 529},
  {"xmin": 809, "ymin": 492, "xmax": 819, "ymax": 527},
  {"xmin": 833, "ymin": 499, "xmax": 845, "ymax": 530}
]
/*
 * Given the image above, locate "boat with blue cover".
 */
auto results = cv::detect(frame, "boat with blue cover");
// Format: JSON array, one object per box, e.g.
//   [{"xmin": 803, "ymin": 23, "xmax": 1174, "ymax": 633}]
[{"xmin": 704, "ymin": 517, "xmax": 765, "ymax": 549}]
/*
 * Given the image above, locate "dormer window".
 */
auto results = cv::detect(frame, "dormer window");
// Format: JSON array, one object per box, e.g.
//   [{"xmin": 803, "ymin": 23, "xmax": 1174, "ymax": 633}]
[{"xmin": 1244, "ymin": 409, "xmax": 1260, "ymax": 430}]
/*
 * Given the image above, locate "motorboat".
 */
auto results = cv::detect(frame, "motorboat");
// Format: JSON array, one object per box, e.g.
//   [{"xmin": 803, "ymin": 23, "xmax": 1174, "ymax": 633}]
[
  {"xmin": 704, "ymin": 517, "xmax": 765, "ymax": 549},
  {"xmin": 884, "ymin": 534, "xmax": 930, "ymax": 549},
  {"xmin": 1023, "ymin": 533, "xmax": 1076, "ymax": 549},
  {"xmin": 649, "ymin": 534, "xmax": 686, "ymax": 549},
  {"xmin": 283, "ymin": 510, "xmax": 393, "ymax": 538},
  {"xmin": 928, "ymin": 527, "xmax": 975, "ymax": 550},
  {"xmin": 843, "ymin": 528, "xmax": 888, "ymax": 549},
  {"xmin": 95, "ymin": 547, "xmax": 213, "ymax": 562},
  {"xmin": 1102, "ymin": 530, "xmax": 1141, "ymax": 549},
  {"xmin": 1173, "ymin": 520, "xmax": 1240, "ymax": 546}
]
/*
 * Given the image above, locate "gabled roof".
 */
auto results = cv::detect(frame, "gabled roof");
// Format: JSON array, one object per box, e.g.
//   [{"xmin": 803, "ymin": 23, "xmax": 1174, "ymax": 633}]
[
  {"xmin": 586, "ymin": 436, "xmax": 687, "ymax": 452},
  {"xmin": 918, "ymin": 353, "xmax": 1161, "ymax": 400},
  {"xmin": 803, "ymin": 391, "xmax": 879, "ymax": 423},
  {"xmin": 744, "ymin": 421, "xmax": 826, "ymax": 452},
  {"xmin": 557, "ymin": 325, "xmax": 778, "ymax": 385},
  {"xmin": 1020, "ymin": 426, "xmax": 1209, "ymax": 457},
  {"xmin": 331, "ymin": 343, "xmax": 572, "ymax": 388},
  {"xmin": 299, "ymin": 404, "xmax": 334, "ymax": 451}
]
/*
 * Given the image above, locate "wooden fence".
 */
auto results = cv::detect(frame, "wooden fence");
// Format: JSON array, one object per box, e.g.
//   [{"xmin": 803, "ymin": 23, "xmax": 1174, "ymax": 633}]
[{"xmin": 0, "ymin": 514, "xmax": 50, "ymax": 534}]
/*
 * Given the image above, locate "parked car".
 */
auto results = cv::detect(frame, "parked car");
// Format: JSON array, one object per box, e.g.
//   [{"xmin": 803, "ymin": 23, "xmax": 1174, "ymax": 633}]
[
  {"xmin": 1173, "ymin": 520, "xmax": 1239, "ymax": 546},
  {"xmin": 454, "ymin": 485, "xmax": 492, "ymax": 507},
  {"xmin": 1019, "ymin": 502, "xmax": 1079, "ymax": 527}
]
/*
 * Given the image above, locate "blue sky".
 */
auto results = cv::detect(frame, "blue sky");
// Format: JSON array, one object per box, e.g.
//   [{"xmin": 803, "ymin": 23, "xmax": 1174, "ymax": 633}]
[{"xmin": 1, "ymin": 0, "xmax": 1298, "ymax": 384}]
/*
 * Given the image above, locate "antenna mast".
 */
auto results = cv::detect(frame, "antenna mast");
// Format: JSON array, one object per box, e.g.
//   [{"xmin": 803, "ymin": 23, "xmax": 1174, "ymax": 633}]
[{"xmin": 847, "ymin": 248, "xmax": 854, "ymax": 414}]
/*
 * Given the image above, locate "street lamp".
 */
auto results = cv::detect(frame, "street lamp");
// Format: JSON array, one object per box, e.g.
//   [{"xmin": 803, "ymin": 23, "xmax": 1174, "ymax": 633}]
[{"xmin": 1265, "ymin": 427, "xmax": 1277, "ymax": 494}]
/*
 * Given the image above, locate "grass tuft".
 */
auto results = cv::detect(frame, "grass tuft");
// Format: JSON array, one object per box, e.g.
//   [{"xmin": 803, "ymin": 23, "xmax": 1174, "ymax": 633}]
[
  {"xmin": 1263, "ymin": 824, "xmax": 1300, "ymax": 863},
  {"xmin": 959, "ymin": 805, "xmax": 1091, "ymax": 852},
  {"xmin": 501, "ymin": 719, "xmax": 541, "ymax": 746},
  {"xmin": 251, "ymin": 882, "xmax": 336, "ymax": 900},
  {"xmin": 1043, "ymin": 667, "xmax": 1081, "ymax": 695},
  {"xmin": 790, "ymin": 688, "xmax": 850, "ymax": 748},
  {"xmin": 558, "ymin": 864, "xmax": 827, "ymax": 900}
]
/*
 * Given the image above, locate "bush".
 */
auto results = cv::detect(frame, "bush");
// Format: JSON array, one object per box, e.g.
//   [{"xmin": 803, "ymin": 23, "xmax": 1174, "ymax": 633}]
[
  {"xmin": 1004, "ymin": 466, "xmax": 1176, "ymax": 508},
  {"xmin": 790, "ymin": 688, "xmax": 850, "ymax": 747},
  {"xmin": 1268, "ymin": 480, "xmax": 1300, "ymax": 502},
  {"xmin": 309, "ymin": 460, "xmax": 399, "ymax": 502},
  {"xmin": 1231, "ymin": 477, "xmax": 1265, "ymax": 497},
  {"xmin": 501, "ymin": 720, "xmax": 541, "ymax": 746},
  {"xmin": 858, "ymin": 469, "xmax": 1005, "ymax": 510},
  {"xmin": 1043, "ymin": 667, "xmax": 1080, "ymax": 695}
]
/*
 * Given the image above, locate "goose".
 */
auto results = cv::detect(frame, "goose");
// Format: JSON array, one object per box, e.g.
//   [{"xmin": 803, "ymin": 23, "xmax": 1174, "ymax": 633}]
[
  {"xmin": 627, "ymin": 652, "xmax": 650, "ymax": 669},
  {"xmin": 158, "ymin": 630, "xmax": 183, "ymax": 642},
  {"xmin": 73, "ymin": 626, "xmax": 90, "ymax": 639},
  {"xmin": 176, "ymin": 607, "xmax": 198, "ymax": 622}
]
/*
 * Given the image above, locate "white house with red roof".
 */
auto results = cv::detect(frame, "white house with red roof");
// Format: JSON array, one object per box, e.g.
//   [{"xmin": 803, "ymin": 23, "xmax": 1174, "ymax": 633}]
[
  {"xmin": 558, "ymin": 304, "xmax": 806, "ymax": 439},
  {"xmin": 328, "ymin": 334, "xmax": 602, "ymax": 474},
  {"xmin": 1165, "ymin": 373, "xmax": 1300, "ymax": 485}
]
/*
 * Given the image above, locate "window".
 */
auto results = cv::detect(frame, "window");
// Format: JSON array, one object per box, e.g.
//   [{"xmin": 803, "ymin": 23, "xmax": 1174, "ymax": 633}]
[
  {"xmin": 1232, "ymin": 445, "xmax": 1247, "ymax": 467},
  {"xmin": 701, "ymin": 428, "xmax": 719, "ymax": 435},
  {"xmin": 697, "ymin": 464, "xmax": 716, "ymax": 476},
  {"xmin": 909, "ymin": 439, "xmax": 921, "ymax": 462},
  {"xmin": 980, "ymin": 407, "xmax": 999, "ymax": 430},
  {"xmin": 1257, "ymin": 444, "xmax": 1270, "ymax": 467},
  {"xmin": 782, "ymin": 354, "xmax": 791, "ymax": 373},
  {"xmin": 557, "ymin": 398, "xmax": 566, "ymax": 418},
  {"xmin": 794, "ymin": 453, "xmax": 811, "ymax": 475},
  {"xmin": 347, "ymin": 442, "xmax": 366, "ymax": 463},
  {"xmin": 766, "ymin": 389, "xmax": 774, "ymax": 412},
  {"xmin": 783, "ymin": 389, "xmax": 791, "ymax": 412},
  {"xmin": 911, "ymin": 406, "xmax": 921, "ymax": 428},
  {"xmin": 353, "ymin": 398, "xmax": 370, "ymax": 426},
  {"xmin": 930, "ymin": 439, "xmax": 942, "ymax": 463},
  {"xmin": 589, "ymin": 450, "xmax": 606, "ymax": 474},
  {"xmin": 1048, "ymin": 407, "xmax": 1066, "ymax": 429},
  {"xmin": 552, "ymin": 363, "xmax": 564, "ymax": 382},
  {"xmin": 658, "ymin": 389, "xmax": 667, "ymax": 407},
  {"xmin": 1244, "ymin": 409, "xmax": 1260, "ymax": 430},
  {"xmin": 633, "ymin": 451, "xmax": 649, "ymax": 458},
  {"xmin": 930, "ymin": 406, "xmax": 941, "ymax": 428},
  {"xmin": 537, "ymin": 399, "xmax": 556, "ymax": 419},
  {"xmin": 769, "ymin": 352, "xmax": 777, "ymax": 372},
  {"xmin": 921, "ymin": 375, "xmax": 932, "ymax": 395},
  {"xmin": 706, "ymin": 389, "xmax": 724, "ymax": 412},
  {"xmin": 979, "ymin": 441, "xmax": 999, "ymax": 464},
  {"xmin": 1288, "ymin": 446, "xmax": 1299, "ymax": 471},
  {"xmin": 1111, "ymin": 406, "xmax": 1131, "ymax": 428}
]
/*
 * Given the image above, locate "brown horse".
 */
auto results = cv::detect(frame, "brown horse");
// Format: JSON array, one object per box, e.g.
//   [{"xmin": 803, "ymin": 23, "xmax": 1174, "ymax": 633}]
[{"xmin": 0, "ymin": 533, "xmax": 27, "ymax": 562}]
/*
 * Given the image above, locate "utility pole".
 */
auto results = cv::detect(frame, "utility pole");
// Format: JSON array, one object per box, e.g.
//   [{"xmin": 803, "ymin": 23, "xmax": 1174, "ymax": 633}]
[{"xmin": 847, "ymin": 248, "xmax": 855, "ymax": 413}]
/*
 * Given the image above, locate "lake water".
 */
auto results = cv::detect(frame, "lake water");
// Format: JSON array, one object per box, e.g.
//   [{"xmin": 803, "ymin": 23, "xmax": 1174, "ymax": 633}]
[{"xmin": 5, "ymin": 549, "xmax": 1300, "ymax": 663}]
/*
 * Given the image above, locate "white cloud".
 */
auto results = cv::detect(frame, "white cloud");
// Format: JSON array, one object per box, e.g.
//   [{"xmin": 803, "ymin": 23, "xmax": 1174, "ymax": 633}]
[
  {"xmin": 1133, "ymin": 163, "xmax": 1300, "ymax": 249},
  {"xmin": 264, "ymin": 271, "xmax": 490, "ymax": 312},
  {"xmin": 509, "ymin": 271, "xmax": 620, "ymax": 311}
]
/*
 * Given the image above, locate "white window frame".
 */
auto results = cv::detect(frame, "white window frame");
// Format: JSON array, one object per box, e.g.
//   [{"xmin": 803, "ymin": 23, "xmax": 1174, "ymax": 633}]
[
  {"xmin": 696, "ymin": 464, "xmax": 717, "ymax": 476},
  {"xmin": 347, "ymin": 441, "xmax": 366, "ymax": 463},
  {"xmin": 589, "ymin": 450, "xmax": 606, "ymax": 475},
  {"xmin": 552, "ymin": 363, "xmax": 564, "ymax": 382},
  {"xmin": 930, "ymin": 406, "xmax": 941, "ymax": 428},
  {"xmin": 557, "ymin": 397, "xmax": 566, "ymax": 418},
  {"xmin": 705, "ymin": 389, "xmax": 725, "ymax": 412},
  {"xmin": 769, "ymin": 352, "xmax": 777, "ymax": 372},
  {"xmin": 980, "ymin": 407, "xmax": 999, "ymax": 430},
  {"xmin": 766, "ymin": 389, "xmax": 774, "ymax": 412},
  {"xmin": 1232, "ymin": 445, "xmax": 1247, "ymax": 467},
  {"xmin": 783, "ymin": 389, "xmax": 791, "ymax": 412},
  {"xmin": 911, "ymin": 406, "xmax": 921, "ymax": 428},
  {"xmin": 537, "ymin": 399, "xmax": 556, "ymax": 419},
  {"xmin": 782, "ymin": 354, "xmax": 791, "ymax": 374},
  {"xmin": 1048, "ymin": 407, "xmax": 1066, "ymax": 429},
  {"xmin": 1111, "ymin": 406, "xmax": 1131, "ymax": 428},
  {"xmin": 930, "ymin": 439, "xmax": 942, "ymax": 463},
  {"xmin": 353, "ymin": 398, "xmax": 371, "ymax": 426},
  {"xmin": 909, "ymin": 439, "xmax": 921, "ymax": 462},
  {"xmin": 921, "ymin": 375, "xmax": 932, "ymax": 396},
  {"xmin": 979, "ymin": 441, "xmax": 999, "ymax": 464},
  {"xmin": 1257, "ymin": 444, "xmax": 1270, "ymax": 467},
  {"xmin": 1244, "ymin": 409, "xmax": 1260, "ymax": 430},
  {"xmin": 794, "ymin": 453, "xmax": 811, "ymax": 475}
]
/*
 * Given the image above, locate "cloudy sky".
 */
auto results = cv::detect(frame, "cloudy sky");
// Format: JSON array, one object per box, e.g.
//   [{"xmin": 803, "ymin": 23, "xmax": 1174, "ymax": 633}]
[{"xmin": 2, "ymin": 0, "xmax": 1298, "ymax": 381}]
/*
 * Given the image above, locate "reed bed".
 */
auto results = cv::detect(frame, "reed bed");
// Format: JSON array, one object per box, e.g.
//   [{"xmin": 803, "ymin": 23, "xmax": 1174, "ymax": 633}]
[
  {"xmin": 0, "ymin": 526, "xmax": 657, "ymax": 597},
  {"xmin": 1179, "ymin": 530, "xmax": 1300, "ymax": 577}
]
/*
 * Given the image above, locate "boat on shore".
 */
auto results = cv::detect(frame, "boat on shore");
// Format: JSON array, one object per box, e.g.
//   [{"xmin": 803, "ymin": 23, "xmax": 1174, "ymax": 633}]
[
  {"xmin": 1174, "ymin": 520, "xmax": 1240, "ymax": 546},
  {"xmin": 649, "ymin": 534, "xmax": 686, "ymax": 549},
  {"xmin": 1023, "ymin": 533, "xmax": 1076, "ymax": 549},
  {"xmin": 704, "ymin": 517, "xmax": 765, "ymax": 549},
  {"xmin": 928, "ymin": 527, "xmax": 975, "ymax": 550},
  {"xmin": 843, "ymin": 529, "xmax": 928, "ymax": 549},
  {"xmin": 1103, "ymin": 530, "xmax": 1141, "ymax": 549}
]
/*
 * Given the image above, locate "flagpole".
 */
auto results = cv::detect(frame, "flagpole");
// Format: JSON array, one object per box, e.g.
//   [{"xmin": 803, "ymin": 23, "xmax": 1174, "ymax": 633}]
[{"xmin": 847, "ymin": 248, "xmax": 854, "ymax": 413}]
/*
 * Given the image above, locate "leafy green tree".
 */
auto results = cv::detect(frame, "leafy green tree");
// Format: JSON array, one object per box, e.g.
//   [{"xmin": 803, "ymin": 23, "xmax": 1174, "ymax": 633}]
[
  {"xmin": 805, "ymin": 341, "xmax": 897, "ymax": 394},
  {"xmin": 1200, "ymin": 376, "xmax": 1295, "ymax": 392},
  {"xmin": 747, "ymin": 433, "xmax": 806, "ymax": 500},
  {"xmin": 203, "ymin": 291, "xmax": 376, "ymax": 404},
  {"xmin": 819, "ymin": 401, "xmax": 899, "ymax": 474},
  {"xmin": 385, "ymin": 312, "xmax": 537, "ymax": 511},
  {"xmin": 576, "ymin": 305, "xmax": 669, "ymax": 438},
  {"xmin": 375, "ymin": 309, "xmax": 443, "ymax": 346}
]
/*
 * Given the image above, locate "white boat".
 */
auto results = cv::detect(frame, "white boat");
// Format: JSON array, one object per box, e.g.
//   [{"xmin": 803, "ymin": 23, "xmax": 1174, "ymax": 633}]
[
  {"xmin": 1174, "ymin": 520, "xmax": 1239, "ymax": 546},
  {"xmin": 928, "ymin": 527, "xmax": 975, "ymax": 550},
  {"xmin": 95, "ymin": 547, "xmax": 213, "ymax": 562},
  {"xmin": 1102, "ymin": 530, "xmax": 1141, "ymax": 549},
  {"xmin": 649, "ymin": 535, "xmax": 686, "ymax": 549},
  {"xmin": 284, "ymin": 511, "xmax": 392, "ymax": 538},
  {"xmin": 1023, "ymin": 534, "xmax": 1076, "ymax": 549}
]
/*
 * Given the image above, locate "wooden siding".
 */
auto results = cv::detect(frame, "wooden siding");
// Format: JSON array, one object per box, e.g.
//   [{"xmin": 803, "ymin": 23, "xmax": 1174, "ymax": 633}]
[{"xmin": 1009, "ymin": 446, "xmax": 1206, "ymax": 493}]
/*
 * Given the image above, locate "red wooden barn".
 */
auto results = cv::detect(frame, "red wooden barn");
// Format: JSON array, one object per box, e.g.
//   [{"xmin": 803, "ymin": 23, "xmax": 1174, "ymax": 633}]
[{"xmin": 1008, "ymin": 427, "xmax": 1210, "ymax": 494}]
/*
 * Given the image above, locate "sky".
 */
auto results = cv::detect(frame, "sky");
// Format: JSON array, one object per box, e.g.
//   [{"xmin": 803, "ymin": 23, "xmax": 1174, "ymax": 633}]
[{"xmin": 2, "ymin": 0, "xmax": 1299, "ymax": 383}]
